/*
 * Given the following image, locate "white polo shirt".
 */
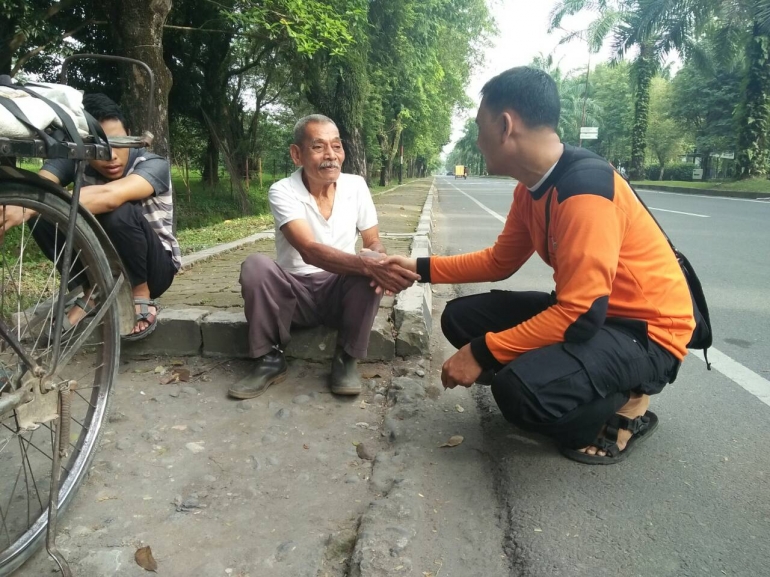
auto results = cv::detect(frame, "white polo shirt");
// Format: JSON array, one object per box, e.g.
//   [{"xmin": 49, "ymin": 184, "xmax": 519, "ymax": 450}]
[{"xmin": 268, "ymin": 169, "xmax": 379, "ymax": 275}]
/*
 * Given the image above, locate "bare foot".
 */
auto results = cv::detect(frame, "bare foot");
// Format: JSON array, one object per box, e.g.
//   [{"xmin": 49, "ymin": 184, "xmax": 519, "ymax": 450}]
[{"xmin": 579, "ymin": 394, "xmax": 651, "ymax": 457}]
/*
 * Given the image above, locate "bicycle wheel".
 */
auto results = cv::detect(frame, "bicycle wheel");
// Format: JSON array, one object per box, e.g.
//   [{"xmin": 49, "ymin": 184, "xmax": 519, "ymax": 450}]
[{"xmin": 0, "ymin": 179, "xmax": 120, "ymax": 575}]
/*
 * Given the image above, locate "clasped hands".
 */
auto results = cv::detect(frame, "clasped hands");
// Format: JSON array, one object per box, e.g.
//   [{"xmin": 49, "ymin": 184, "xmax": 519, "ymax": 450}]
[{"xmin": 359, "ymin": 250, "xmax": 420, "ymax": 296}]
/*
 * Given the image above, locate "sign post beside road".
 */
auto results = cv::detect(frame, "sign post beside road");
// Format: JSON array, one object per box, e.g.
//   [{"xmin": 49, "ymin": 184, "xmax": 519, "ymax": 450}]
[{"xmin": 579, "ymin": 127, "xmax": 599, "ymax": 140}]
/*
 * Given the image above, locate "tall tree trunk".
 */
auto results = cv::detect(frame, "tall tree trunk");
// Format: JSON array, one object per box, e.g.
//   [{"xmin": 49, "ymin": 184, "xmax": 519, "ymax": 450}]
[
  {"xmin": 630, "ymin": 45, "xmax": 655, "ymax": 181},
  {"xmin": 736, "ymin": 23, "xmax": 770, "ymax": 179},
  {"xmin": 199, "ymin": 30, "xmax": 231, "ymax": 186},
  {"xmin": 203, "ymin": 140, "xmax": 219, "ymax": 186},
  {"xmin": 112, "ymin": 0, "xmax": 173, "ymax": 160},
  {"xmin": 304, "ymin": 34, "xmax": 369, "ymax": 180},
  {"xmin": 341, "ymin": 126, "xmax": 367, "ymax": 177}
]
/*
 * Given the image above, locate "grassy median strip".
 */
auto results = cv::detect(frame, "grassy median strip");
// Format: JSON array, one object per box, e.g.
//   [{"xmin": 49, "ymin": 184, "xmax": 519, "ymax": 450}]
[{"xmin": 633, "ymin": 178, "xmax": 770, "ymax": 194}]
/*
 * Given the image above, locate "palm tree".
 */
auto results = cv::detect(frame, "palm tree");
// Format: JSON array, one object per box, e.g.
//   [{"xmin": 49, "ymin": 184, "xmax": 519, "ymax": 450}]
[
  {"xmin": 530, "ymin": 53, "xmax": 603, "ymax": 145},
  {"xmin": 634, "ymin": 0, "xmax": 770, "ymax": 178},
  {"xmin": 549, "ymin": 0, "xmax": 681, "ymax": 179}
]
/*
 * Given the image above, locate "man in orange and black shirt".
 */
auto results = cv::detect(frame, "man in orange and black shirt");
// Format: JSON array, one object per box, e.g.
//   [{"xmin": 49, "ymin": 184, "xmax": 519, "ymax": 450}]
[{"xmin": 390, "ymin": 67, "xmax": 695, "ymax": 464}]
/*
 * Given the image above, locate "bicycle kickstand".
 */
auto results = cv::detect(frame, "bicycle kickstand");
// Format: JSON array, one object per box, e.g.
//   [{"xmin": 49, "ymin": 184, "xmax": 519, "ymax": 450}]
[{"xmin": 46, "ymin": 382, "xmax": 73, "ymax": 577}]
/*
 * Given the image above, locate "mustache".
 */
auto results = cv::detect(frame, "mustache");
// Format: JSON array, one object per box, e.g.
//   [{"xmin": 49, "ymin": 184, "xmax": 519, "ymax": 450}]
[{"xmin": 320, "ymin": 161, "xmax": 340, "ymax": 169}]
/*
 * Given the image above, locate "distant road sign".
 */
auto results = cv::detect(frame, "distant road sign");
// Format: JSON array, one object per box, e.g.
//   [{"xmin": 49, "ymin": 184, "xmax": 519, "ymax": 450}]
[
  {"xmin": 580, "ymin": 127, "xmax": 599, "ymax": 140},
  {"xmin": 693, "ymin": 168, "xmax": 704, "ymax": 180}
]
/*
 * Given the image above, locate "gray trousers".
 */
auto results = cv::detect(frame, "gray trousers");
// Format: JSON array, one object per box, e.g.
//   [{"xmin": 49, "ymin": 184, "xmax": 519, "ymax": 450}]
[{"xmin": 240, "ymin": 254, "xmax": 383, "ymax": 359}]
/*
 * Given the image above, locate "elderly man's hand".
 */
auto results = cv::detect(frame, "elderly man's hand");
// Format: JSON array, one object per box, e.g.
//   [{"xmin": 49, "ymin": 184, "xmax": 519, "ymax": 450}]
[
  {"xmin": 441, "ymin": 344, "xmax": 483, "ymax": 389},
  {"xmin": 361, "ymin": 254, "xmax": 420, "ymax": 295},
  {"xmin": 0, "ymin": 205, "xmax": 33, "ymax": 239}
]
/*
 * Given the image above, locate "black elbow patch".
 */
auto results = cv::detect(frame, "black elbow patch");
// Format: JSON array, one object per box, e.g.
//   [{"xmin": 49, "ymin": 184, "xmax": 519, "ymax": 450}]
[{"xmin": 564, "ymin": 296, "xmax": 609, "ymax": 342}]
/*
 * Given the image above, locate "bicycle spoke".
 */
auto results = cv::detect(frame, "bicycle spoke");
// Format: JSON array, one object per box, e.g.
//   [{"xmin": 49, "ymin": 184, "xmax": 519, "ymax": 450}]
[
  {"xmin": 18, "ymin": 429, "xmax": 44, "ymax": 515},
  {"xmin": 72, "ymin": 389, "xmax": 96, "ymax": 411},
  {"xmin": 38, "ymin": 421, "xmax": 80, "ymax": 455},
  {"xmin": 1, "ymin": 441, "xmax": 25, "ymax": 534}
]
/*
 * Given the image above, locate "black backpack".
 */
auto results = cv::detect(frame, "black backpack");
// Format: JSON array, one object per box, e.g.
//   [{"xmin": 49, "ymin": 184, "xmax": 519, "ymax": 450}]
[{"xmin": 626, "ymin": 183, "xmax": 713, "ymax": 367}]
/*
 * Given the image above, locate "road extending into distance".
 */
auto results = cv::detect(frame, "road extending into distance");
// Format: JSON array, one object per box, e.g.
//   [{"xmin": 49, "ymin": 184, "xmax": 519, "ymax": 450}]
[{"xmin": 432, "ymin": 175, "xmax": 770, "ymax": 577}]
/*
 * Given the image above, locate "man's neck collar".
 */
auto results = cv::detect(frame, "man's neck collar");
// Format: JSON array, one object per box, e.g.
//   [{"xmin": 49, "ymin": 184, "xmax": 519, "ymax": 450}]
[
  {"xmin": 515, "ymin": 140, "xmax": 565, "ymax": 188},
  {"xmin": 300, "ymin": 168, "xmax": 337, "ymax": 198}
]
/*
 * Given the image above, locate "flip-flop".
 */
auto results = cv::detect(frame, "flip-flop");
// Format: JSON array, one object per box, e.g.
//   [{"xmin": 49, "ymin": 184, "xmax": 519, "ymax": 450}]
[
  {"xmin": 560, "ymin": 411, "xmax": 659, "ymax": 465},
  {"xmin": 121, "ymin": 298, "xmax": 159, "ymax": 342}
]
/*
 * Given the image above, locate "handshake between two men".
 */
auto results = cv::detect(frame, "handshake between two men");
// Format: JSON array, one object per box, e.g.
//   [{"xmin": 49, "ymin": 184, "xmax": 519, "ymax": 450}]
[{"xmin": 359, "ymin": 249, "xmax": 419, "ymax": 296}]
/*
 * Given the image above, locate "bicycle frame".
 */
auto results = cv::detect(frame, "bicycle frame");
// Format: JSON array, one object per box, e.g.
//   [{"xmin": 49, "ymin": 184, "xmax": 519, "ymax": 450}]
[{"xmin": 0, "ymin": 53, "xmax": 157, "ymax": 575}]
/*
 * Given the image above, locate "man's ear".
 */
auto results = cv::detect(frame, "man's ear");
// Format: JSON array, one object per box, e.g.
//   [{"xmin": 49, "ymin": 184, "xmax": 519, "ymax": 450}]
[
  {"xmin": 289, "ymin": 144, "xmax": 303, "ymax": 167},
  {"xmin": 501, "ymin": 112, "xmax": 516, "ymax": 141}
]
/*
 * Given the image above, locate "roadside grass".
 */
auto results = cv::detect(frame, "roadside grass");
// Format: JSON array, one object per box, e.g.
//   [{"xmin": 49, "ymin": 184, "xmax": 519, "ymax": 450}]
[
  {"xmin": 175, "ymin": 214, "xmax": 274, "ymax": 255},
  {"xmin": 633, "ymin": 178, "xmax": 770, "ymax": 194}
]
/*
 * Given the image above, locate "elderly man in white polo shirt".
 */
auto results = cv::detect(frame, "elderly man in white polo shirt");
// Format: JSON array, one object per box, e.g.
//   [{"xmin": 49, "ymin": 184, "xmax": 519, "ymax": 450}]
[{"xmin": 230, "ymin": 114, "xmax": 420, "ymax": 399}]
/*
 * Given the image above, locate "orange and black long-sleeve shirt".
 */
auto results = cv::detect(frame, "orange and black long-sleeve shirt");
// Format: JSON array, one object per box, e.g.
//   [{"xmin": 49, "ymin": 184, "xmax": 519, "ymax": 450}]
[{"xmin": 417, "ymin": 145, "xmax": 695, "ymax": 370}]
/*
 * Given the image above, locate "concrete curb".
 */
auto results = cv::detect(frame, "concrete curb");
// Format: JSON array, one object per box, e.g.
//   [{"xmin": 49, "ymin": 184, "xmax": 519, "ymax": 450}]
[
  {"xmin": 393, "ymin": 179, "xmax": 435, "ymax": 357},
  {"xmin": 633, "ymin": 183, "xmax": 769, "ymax": 200},
  {"xmin": 125, "ymin": 181, "xmax": 436, "ymax": 360}
]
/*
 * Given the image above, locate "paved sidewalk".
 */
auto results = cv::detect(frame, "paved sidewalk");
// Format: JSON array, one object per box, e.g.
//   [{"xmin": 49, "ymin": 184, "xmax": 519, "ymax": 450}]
[{"xmin": 125, "ymin": 179, "xmax": 435, "ymax": 361}]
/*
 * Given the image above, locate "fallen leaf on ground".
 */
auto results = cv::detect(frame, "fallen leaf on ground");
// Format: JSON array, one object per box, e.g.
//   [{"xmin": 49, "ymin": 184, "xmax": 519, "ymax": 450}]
[
  {"xmin": 303, "ymin": 444, "xmax": 309, "ymax": 450},
  {"xmin": 153, "ymin": 366, "xmax": 166, "ymax": 375},
  {"xmin": 171, "ymin": 425, "xmax": 187, "ymax": 431},
  {"xmin": 135, "ymin": 545, "xmax": 158, "ymax": 572},
  {"xmin": 170, "ymin": 359, "xmax": 185, "ymax": 366},
  {"xmin": 159, "ymin": 375, "xmax": 179, "ymax": 385},
  {"xmin": 171, "ymin": 368, "xmax": 191, "ymax": 382},
  {"xmin": 455, "ymin": 404, "xmax": 465, "ymax": 413},
  {"xmin": 439, "ymin": 435, "xmax": 464, "ymax": 448}
]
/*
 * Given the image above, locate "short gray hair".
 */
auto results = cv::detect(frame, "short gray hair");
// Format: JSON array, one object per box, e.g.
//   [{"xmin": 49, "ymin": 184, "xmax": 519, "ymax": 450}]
[{"xmin": 293, "ymin": 114, "xmax": 337, "ymax": 146}]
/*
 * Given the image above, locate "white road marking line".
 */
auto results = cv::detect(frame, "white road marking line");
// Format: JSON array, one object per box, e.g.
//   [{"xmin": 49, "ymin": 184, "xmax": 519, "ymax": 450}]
[
  {"xmin": 443, "ymin": 181, "xmax": 506, "ymax": 223},
  {"xmin": 638, "ymin": 189, "xmax": 770, "ymax": 205},
  {"xmin": 649, "ymin": 207, "xmax": 710, "ymax": 218},
  {"xmin": 691, "ymin": 347, "xmax": 770, "ymax": 409}
]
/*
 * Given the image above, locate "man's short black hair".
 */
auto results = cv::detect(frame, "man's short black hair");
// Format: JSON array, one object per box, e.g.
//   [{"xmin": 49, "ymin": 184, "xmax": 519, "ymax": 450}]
[
  {"xmin": 82, "ymin": 93, "xmax": 128, "ymax": 129},
  {"xmin": 480, "ymin": 67, "xmax": 561, "ymax": 130}
]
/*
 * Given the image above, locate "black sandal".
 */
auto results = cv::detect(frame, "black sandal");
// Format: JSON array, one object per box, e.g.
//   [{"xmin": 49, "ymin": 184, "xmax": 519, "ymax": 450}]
[
  {"xmin": 121, "ymin": 298, "xmax": 159, "ymax": 342},
  {"xmin": 560, "ymin": 411, "xmax": 659, "ymax": 465}
]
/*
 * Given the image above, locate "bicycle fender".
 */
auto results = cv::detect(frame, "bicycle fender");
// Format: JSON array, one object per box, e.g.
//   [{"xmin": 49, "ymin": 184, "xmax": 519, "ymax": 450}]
[{"xmin": 0, "ymin": 165, "xmax": 136, "ymax": 335}]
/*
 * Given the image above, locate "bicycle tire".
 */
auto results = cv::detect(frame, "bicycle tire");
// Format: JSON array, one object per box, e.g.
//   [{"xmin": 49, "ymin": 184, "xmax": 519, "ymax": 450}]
[{"xmin": 0, "ymin": 179, "xmax": 120, "ymax": 576}]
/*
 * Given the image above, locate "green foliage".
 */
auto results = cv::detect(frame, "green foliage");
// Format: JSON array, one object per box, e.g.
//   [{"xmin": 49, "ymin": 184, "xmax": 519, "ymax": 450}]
[
  {"xmin": 645, "ymin": 77, "xmax": 689, "ymax": 176},
  {"xmin": 669, "ymin": 41, "xmax": 742, "ymax": 158},
  {"xmin": 590, "ymin": 62, "xmax": 634, "ymax": 162},
  {"xmin": 736, "ymin": 25, "xmax": 770, "ymax": 177},
  {"xmin": 228, "ymin": 0, "xmax": 362, "ymax": 57},
  {"xmin": 644, "ymin": 162, "xmax": 696, "ymax": 181}
]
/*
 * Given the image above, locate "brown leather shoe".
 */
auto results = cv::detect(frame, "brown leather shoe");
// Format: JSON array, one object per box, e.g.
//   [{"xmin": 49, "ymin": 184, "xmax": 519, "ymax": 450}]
[
  {"xmin": 329, "ymin": 348, "xmax": 362, "ymax": 396},
  {"xmin": 228, "ymin": 350, "xmax": 287, "ymax": 399}
]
